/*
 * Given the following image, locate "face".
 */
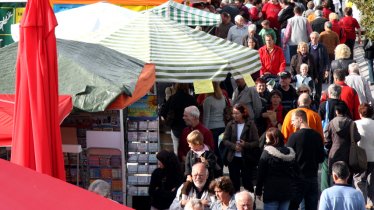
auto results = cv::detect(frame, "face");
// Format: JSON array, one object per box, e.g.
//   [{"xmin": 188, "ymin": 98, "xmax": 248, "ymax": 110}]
[
  {"xmin": 256, "ymin": 83, "xmax": 266, "ymax": 93},
  {"xmin": 310, "ymin": 34, "xmax": 319, "ymax": 45},
  {"xmin": 299, "ymin": 45, "xmax": 308, "ymax": 54},
  {"xmin": 188, "ymin": 142, "xmax": 203, "ymax": 151},
  {"xmin": 247, "ymin": 39, "xmax": 256, "ymax": 49},
  {"xmin": 248, "ymin": 29, "xmax": 256, "ymax": 37},
  {"xmin": 300, "ymin": 65, "xmax": 308, "ymax": 76},
  {"xmin": 236, "ymin": 195, "xmax": 253, "ymax": 210},
  {"xmin": 214, "ymin": 187, "xmax": 229, "ymax": 201},
  {"xmin": 291, "ymin": 114, "xmax": 301, "ymax": 129},
  {"xmin": 298, "ymin": 88, "xmax": 309, "ymax": 95},
  {"xmin": 232, "ymin": 108, "xmax": 244, "ymax": 122},
  {"xmin": 279, "ymin": 77, "xmax": 291, "ymax": 87},
  {"xmin": 183, "ymin": 111, "xmax": 194, "ymax": 126},
  {"xmin": 265, "ymin": 36, "xmax": 274, "ymax": 48},
  {"xmin": 192, "ymin": 165, "xmax": 208, "ymax": 189},
  {"xmin": 222, "ymin": 14, "xmax": 230, "ymax": 24},
  {"xmin": 236, "ymin": 18, "xmax": 244, "ymax": 27},
  {"xmin": 270, "ymin": 94, "xmax": 281, "ymax": 106}
]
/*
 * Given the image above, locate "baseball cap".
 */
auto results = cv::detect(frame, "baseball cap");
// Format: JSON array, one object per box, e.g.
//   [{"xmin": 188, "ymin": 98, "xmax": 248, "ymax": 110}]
[{"xmin": 280, "ymin": 71, "xmax": 291, "ymax": 79}]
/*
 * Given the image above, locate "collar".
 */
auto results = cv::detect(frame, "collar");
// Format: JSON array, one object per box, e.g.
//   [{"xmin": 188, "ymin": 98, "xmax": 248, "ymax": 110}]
[
  {"xmin": 335, "ymin": 81, "xmax": 347, "ymax": 86},
  {"xmin": 334, "ymin": 183, "xmax": 352, "ymax": 187}
]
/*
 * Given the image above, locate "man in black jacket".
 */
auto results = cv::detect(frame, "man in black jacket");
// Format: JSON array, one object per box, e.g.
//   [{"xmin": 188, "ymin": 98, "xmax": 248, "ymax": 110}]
[{"xmin": 287, "ymin": 109, "xmax": 325, "ymax": 210}]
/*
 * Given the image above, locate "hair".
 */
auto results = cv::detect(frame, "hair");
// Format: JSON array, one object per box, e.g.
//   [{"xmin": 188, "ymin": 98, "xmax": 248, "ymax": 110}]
[
  {"xmin": 334, "ymin": 102, "xmax": 349, "ymax": 116},
  {"xmin": 333, "ymin": 69, "xmax": 346, "ymax": 81},
  {"xmin": 88, "ymin": 179, "xmax": 111, "ymax": 198},
  {"xmin": 185, "ymin": 106, "xmax": 200, "ymax": 118},
  {"xmin": 221, "ymin": 12, "xmax": 231, "ymax": 19},
  {"xmin": 332, "ymin": 161, "xmax": 350, "ymax": 179},
  {"xmin": 329, "ymin": 12, "xmax": 339, "ymax": 21},
  {"xmin": 335, "ymin": 44, "xmax": 351, "ymax": 59},
  {"xmin": 248, "ymin": 24, "xmax": 257, "ymax": 32},
  {"xmin": 255, "ymin": 77, "xmax": 266, "ymax": 84},
  {"xmin": 293, "ymin": 109, "xmax": 308, "ymax": 123},
  {"xmin": 208, "ymin": 81, "xmax": 223, "ymax": 99},
  {"xmin": 315, "ymin": 10, "xmax": 323, "ymax": 17},
  {"xmin": 279, "ymin": 0, "xmax": 290, "ymax": 5},
  {"xmin": 254, "ymin": 0, "xmax": 262, "ymax": 5},
  {"xmin": 327, "ymin": 84, "xmax": 342, "ymax": 99},
  {"xmin": 247, "ymin": 37, "xmax": 258, "ymax": 49},
  {"xmin": 294, "ymin": 6, "xmax": 302, "ymax": 14},
  {"xmin": 297, "ymin": 84, "xmax": 311, "ymax": 94},
  {"xmin": 261, "ymin": 19, "xmax": 270, "ymax": 26},
  {"xmin": 297, "ymin": 93, "xmax": 312, "ymax": 106},
  {"xmin": 184, "ymin": 199, "xmax": 204, "ymax": 210},
  {"xmin": 209, "ymin": 176, "xmax": 236, "ymax": 196},
  {"xmin": 233, "ymin": 103, "xmax": 250, "ymax": 120},
  {"xmin": 348, "ymin": 63, "xmax": 360, "ymax": 74},
  {"xmin": 344, "ymin": 7, "xmax": 352, "ymax": 16},
  {"xmin": 235, "ymin": 190, "xmax": 254, "ymax": 206},
  {"xmin": 358, "ymin": 103, "xmax": 374, "ymax": 118},
  {"xmin": 307, "ymin": 1, "xmax": 314, "ymax": 9},
  {"xmin": 269, "ymin": 89, "xmax": 283, "ymax": 100},
  {"xmin": 264, "ymin": 33, "xmax": 274, "ymax": 41},
  {"xmin": 234, "ymin": 15, "xmax": 244, "ymax": 23},
  {"xmin": 297, "ymin": 42, "xmax": 309, "ymax": 53},
  {"xmin": 300, "ymin": 63, "xmax": 309, "ymax": 71},
  {"xmin": 175, "ymin": 83, "xmax": 190, "ymax": 94},
  {"xmin": 187, "ymin": 130, "xmax": 204, "ymax": 145},
  {"xmin": 310, "ymin": 31, "xmax": 320, "ymax": 39},
  {"xmin": 265, "ymin": 127, "xmax": 285, "ymax": 147},
  {"xmin": 324, "ymin": 21, "xmax": 332, "ymax": 29},
  {"xmin": 315, "ymin": 5, "xmax": 323, "ymax": 10},
  {"xmin": 192, "ymin": 162, "xmax": 209, "ymax": 177}
]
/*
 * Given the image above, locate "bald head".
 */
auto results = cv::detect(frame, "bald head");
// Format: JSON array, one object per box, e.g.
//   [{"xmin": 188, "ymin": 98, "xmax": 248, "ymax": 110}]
[{"xmin": 297, "ymin": 93, "xmax": 311, "ymax": 107}]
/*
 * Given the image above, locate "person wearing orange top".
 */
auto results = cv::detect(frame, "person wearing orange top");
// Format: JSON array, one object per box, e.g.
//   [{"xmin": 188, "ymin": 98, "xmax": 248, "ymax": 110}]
[{"xmin": 281, "ymin": 93, "xmax": 323, "ymax": 143}]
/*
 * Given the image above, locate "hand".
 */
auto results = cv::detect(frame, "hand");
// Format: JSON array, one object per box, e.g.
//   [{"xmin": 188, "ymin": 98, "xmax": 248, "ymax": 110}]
[
  {"xmin": 324, "ymin": 71, "xmax": 329, "ymax": 79},
  {"xmin": 200, "ymin": 156, "xmax": 206, "ymax": 163},
  {"xmin": 257, "ymin": 195, "xmax": 263, "ymax": 201},
  {"xmin": 358, "ymin": 37, "xmax": 362, "ymax": 45},
  {"xmin": 181, "ymin": 199, "xmax": 188, "ymax": 207},
  {"xmin": 315, "ymin": 78, "xmax": 318, "ymax": 83},
  {"xmin": 186, "ymin": 175, "xmax": 192, "ymax": 182},
  {"xmin": 235, "ymin": 144, "xmax": 242, "ymax": 152},
  {"xmin": 201, "ymin": 199, "xmax": 210, "ymax": 206}
]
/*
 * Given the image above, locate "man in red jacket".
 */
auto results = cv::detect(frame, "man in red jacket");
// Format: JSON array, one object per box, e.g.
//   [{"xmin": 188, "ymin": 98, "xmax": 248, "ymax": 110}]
[
  {"xmin": 333, "ymin": 69, "xmax": 360, "ymax": 120},
  {"xmin": 259, "ymin": 34, "xmax": 286, "ymax": 76},
  {"xmin": 178, "ymin": 106, "xmax": 214, "ymax": 161}
]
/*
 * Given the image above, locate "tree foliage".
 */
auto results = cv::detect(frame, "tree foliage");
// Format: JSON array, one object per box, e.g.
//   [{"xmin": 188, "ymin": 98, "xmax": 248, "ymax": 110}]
[{"xmin": 351, "ymin": 0, "xmax": 374, "ymax": 39}]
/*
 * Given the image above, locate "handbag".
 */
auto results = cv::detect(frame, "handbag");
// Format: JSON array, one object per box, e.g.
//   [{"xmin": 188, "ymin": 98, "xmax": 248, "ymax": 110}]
[
  {"xmin": 365, "ymin": 39, "xmax": 373, "ymax": 50},
  {"xmin": 348, "ymin": 121, "xmax": 368, "ymax": 174}
]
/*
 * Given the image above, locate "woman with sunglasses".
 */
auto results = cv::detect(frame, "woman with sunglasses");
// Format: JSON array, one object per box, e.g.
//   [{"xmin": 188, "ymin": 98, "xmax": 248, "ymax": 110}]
[{"xmin": 209, "ymin": 176, "xmax": 237, "ymax": 210}]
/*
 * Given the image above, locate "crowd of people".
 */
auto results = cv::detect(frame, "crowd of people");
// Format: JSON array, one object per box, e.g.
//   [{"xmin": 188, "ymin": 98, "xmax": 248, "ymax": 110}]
[{"xmin": 153, "ymin": 0, "xmax": 374, "ymax": 209}]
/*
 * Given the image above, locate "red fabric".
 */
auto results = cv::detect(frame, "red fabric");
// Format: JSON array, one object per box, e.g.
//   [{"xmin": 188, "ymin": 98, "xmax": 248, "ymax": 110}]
[
  {"xmin": 331, "ymin": 20, "xmax": 346, "ymax": 43},
  {"xmin": 322, "ymin": 8, "xmax": 332, "ymax": 19},
  {"xmin": 339, "ymin": 16, "xmax": 360, "ymax": 40},
  {"xmin": 261, "ymin": 2, "xmax": 281, "ymax": 29},
  {"xmin": 0, "ymin": 95, "xmax": 72, "ymax": 146},
  {"xmin": 258, "ymin": 45, "xmax": 286, "ymax": 75},
  {"xmin": 178, "ymin": 123, "xmax": 214, "ymax": 161},
  {"xmin": 11, "ymin": 0, "xmax": 66, "ymax": 180},
  {"xmin": 0, "ymin": 159, "xmax": 133, "ymax": 209},
  {"xmin": 335, "ymin": 81, "xmax": 360, "ymax": 120},
  {"xmin": 250, "ymin": 6, "xmax": 261, "ymax": 21}
]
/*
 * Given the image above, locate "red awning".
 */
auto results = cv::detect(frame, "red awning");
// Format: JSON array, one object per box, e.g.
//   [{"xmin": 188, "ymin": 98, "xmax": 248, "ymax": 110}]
[{"xmin": 0, "ymin": 94, "xmax": 72, "ymax": 146}]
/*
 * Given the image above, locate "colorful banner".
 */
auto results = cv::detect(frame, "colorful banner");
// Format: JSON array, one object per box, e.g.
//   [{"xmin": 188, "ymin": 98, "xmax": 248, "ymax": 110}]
[
  {"xmin": 0, "ymin": 3, "xmax": 26, "ymax": 47},
  {"xmin": 127, "ymin": 95, "xmax": 158, "ymax": 120},
  {"xmin": 53, "ymin": 4, "xmax": 84, "ymax": 13}
]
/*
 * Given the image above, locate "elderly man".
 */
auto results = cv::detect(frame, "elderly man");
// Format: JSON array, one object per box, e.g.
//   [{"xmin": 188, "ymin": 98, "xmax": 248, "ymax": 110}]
[
  {"xmin": 287, "ymin": 109, "xmax": 325, "ymax": 210},
  {"xmin": 308, "ymin": 31, "xmax": 329, "ymax": 95},
  {"xmin": 235, "ymin": 191, "xmax": 254, "ymax": 210},
  {"xmin": 227, "ymin": 15, "xmax": 248, "ymax": 45},
  {"xmin": 178, "ymin": 106, "xmax": 214, "ymax": 161},
  {"xmin": 170, "ymin": 163, "xmax": 213, "ymax": 210},
  {"xmin": 232, "ymin": 78, "xmax": 262, "ymax": 120},
  {"xmin": 242, "ymin": 24, "xmax": 263, "ymax": 48},
  {"xmin": 258, "ymin": 34, "xmax": 286, "ymax": 76},
  {"xmin": 345, "ymin": 63, "xmax": 374, "ymax": 104},
  {"xmin": 311, "ymin": 10, "xmax": 328, "ymax": 33},
  {"xmin": 319, "ymin": 21, "xmax": 340, "ymax": 61},
  {"xmin": 281, "ymin": 93, "xmax": 323, "ymax": 142},
  {"xmin": 319, "ymin": 161, "xmax": 366, "ymax": 210}
]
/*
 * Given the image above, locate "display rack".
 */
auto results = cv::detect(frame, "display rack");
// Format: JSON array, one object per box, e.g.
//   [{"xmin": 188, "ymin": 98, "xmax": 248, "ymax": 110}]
[
  {"xmin": 63, "ymin": 144, "xmax": 83, "ymax": 186},
  {"xmin": 87, "ymin": 147, "xmax": 123, "ymax": 203}
]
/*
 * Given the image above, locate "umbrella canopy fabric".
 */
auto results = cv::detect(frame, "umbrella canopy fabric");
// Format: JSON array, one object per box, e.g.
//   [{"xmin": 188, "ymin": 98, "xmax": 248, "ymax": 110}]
[
  {"xmin": 0, "ymin": 39, "xmax": 155, "ymax": 112},
  {"xmin": 0, "ymin": 94, "xmax": 73, "ymax": 146},
  {"xmin": 12, "ymin": 0, "xmax": 65, "ymax": 179},
  {"xmin": 11, "ymin": 2, "xmax": 139, "ymax": 42},
  {"xmin": 0, "ymin": 158, "xmax": 133, "ymax": 210},
  {"xmin": 148, "ymin": 0, "xmax": 221, "ymax": 26},
  {"xmin": 96, "ymin": 12, "xmax": 261, "ymax": 83}
]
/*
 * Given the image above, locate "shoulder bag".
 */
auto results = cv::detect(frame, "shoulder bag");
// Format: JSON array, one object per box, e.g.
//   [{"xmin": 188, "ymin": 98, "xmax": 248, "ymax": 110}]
[{"xmin": 349, "ymin": 121, "xmax": 368, "ymax": 174}]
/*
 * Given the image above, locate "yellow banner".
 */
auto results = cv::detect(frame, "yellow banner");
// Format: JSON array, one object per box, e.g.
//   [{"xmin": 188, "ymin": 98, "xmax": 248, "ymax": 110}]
[
  {"xmin": 193, "ymin": 80, "xmax": 214, "ymax": 94},
  {"xmin": 15, "ymin": 7, "xmax": 25, "ymax": 23},
  {"xmin": 242, "ymin": 73, "xmax": 255, "ymax": 87}
]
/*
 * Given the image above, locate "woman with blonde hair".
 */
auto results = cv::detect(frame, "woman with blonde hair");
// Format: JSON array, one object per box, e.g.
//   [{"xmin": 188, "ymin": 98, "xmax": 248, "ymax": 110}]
[
  {"xmin": 329, "ymin": 13, "xmax": 346, "ymax": 44},
  {"xmin": 328, "ymin": 43, "xmax": 355, "ymax": 84},
  {"xmin": 290, "ymin": 42, "xmax": 317, "ymax": 81}
]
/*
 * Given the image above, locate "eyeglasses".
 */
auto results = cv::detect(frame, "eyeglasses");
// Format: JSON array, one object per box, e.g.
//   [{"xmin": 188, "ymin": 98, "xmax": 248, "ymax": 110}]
[{"xmin": 192, "ymin": 173, "xmax": 206, "ymax": 178}]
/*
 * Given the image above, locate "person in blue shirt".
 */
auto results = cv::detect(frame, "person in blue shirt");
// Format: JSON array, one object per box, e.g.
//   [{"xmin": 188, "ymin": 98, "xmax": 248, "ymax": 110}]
[{"xmin": 319, "ymin": 161, "xmax": 365, "ymax": 210}]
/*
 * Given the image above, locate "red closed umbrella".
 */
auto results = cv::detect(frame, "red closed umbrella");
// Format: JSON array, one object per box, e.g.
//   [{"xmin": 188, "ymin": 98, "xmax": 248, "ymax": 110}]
[{"xmin": 11, "ymin": 0, "xmax": 65, "ymax": 180}]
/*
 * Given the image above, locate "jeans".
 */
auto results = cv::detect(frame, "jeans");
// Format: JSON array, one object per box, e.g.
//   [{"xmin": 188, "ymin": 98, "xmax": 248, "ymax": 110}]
[
  {"xmin": 264, "ymin": 200, "xmax": 290, "ymax": 210},
  {"xmin": 367, "ymin": 59, "xmax": 374, "ymax": 83},
  {"xmin": 289, "ymin": 177, "xmax": 319, "ymax": 210},
  {"xmin": 354, "ymin": 162, "xmax": 374, "ymax": 206},
  {"xmin": 345, "ymin": 39, "xmax": 355, "ymax": 59},
  {"xmin": 289, "ymin": 45, "xmax": 298, "ymax": 61}
]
